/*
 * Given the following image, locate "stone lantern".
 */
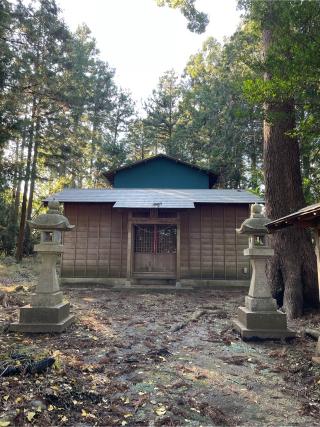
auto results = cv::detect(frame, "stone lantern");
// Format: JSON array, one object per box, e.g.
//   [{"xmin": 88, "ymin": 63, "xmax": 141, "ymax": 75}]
[
  {"xmin": 232, "ymin": 203, "xmax": 295, "ymax": 339},
  {"xmin": 10, "ymin": 200, "xmax": 75, "ymax": 333}
]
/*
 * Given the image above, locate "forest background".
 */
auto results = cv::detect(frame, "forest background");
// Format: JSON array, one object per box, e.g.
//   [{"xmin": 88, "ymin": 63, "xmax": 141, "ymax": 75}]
[{"xmin": 1, "ymin": 0, "xmax": 320, "ymax": 317}]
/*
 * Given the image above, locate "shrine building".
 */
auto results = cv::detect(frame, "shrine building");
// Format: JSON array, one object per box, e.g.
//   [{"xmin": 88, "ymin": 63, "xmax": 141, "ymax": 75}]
[{"xmin": 48, "ymin": 154, "xmax": 262, "ymax": 288}]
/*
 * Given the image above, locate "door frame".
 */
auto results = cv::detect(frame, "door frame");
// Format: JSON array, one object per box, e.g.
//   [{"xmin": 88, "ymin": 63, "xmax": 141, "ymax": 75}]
[{"xmin": 126, "ymin": 212, "xmax": 181, "ymax": 281}]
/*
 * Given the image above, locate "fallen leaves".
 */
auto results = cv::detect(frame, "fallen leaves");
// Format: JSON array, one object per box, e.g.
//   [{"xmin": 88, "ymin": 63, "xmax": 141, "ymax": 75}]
[
  {"xmin": 155, "ymin": 405, "xmax": 167, "ymax": 416},
  {"xmin": 269, "ymin": 347, "xmax": 288, "ymax": 358},
  {"xmin": 26, "ymin": 412, "xmax": 36, "ymax": 422},
  {"xmin": 123, "ymin": 413, "xmax": 133, "ymax": 418},
  {"xmin": 81, "ymin": 409, "xmax": 96, "ymax": 419},
  {"xmin": 1, "ymin": 270, "xmax": 320, "ymax": 426}
]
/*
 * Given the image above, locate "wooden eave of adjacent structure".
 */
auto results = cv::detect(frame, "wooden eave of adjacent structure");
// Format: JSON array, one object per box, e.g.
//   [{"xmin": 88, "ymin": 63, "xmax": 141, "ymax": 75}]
[
  {"xmin": 266, "ymin": 203, "xmax": 320, "ymax": 232},
  {"xmin": 102, "ymin": 154, "xmax": 219, "ymax": 187}
]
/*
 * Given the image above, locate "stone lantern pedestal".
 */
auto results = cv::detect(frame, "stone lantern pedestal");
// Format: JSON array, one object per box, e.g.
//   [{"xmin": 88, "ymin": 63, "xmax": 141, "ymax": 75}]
[
  {"xmin": 10, "ymin": 200, "xmax": 75, "ymax": 333},
  {"xmin": 232, "ymin": 204, "xmax": 295, "ymax": 340}
]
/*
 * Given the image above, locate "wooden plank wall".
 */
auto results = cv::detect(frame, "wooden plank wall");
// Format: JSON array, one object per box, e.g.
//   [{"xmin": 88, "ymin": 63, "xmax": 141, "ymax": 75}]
[
  {"xmin": 180, "ymin": 204, "xmax": 250, "ymax": 280},
  {"xmin": 62, "ymin": 202, "xmax": 249, "ymax": 280},
  {"xmin": 62, "ymin": 203, "xmax": 127, "ymax": 278}
]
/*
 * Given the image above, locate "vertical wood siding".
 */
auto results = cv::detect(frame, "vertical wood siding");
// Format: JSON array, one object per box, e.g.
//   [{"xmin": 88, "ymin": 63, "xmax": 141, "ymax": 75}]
[
  {"xmin": 180, "ymin": 204, "xmax": 250, "ymax": 280},
  {"xmin": 62, "ymin": 203, "xmax": 127, "ymax": 278},
  {"xmin": 62, "ymin": 203, "xmax": 249, "ymax": 280}
]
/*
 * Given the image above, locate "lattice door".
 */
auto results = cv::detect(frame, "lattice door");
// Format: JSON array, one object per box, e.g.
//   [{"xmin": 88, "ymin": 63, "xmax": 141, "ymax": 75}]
[{"xmin": 134, "ymin": 224, "xmax": 177, "ymax": 274}]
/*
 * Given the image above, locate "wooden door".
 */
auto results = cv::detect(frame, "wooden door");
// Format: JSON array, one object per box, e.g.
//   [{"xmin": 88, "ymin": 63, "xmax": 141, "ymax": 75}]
[{"xmin": 133, "ymin": 224, "xmax": 177, "ymax": 276}]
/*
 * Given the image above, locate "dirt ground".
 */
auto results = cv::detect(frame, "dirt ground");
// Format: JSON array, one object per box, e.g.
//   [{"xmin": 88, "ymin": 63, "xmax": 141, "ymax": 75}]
[{"xmin": 0, "ymin": 258, "xmax": 320, "ymax": 426}]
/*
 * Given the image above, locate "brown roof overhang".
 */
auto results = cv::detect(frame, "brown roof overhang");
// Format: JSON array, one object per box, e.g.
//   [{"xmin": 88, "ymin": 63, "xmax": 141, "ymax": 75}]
[{"xmin": 266, "ymin": 203, "xmax": 320, "ymax": 232}]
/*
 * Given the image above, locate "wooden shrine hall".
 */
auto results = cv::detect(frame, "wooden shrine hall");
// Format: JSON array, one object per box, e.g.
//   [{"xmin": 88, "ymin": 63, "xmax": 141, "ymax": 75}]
[{"xmin": 48, "ymin": 155, "xmax": 262, "ymax": 288}]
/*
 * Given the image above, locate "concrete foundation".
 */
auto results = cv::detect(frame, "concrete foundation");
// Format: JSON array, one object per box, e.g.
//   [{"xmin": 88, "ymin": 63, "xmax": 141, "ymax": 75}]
[
  {"xmin": 112, "ymin": 284, "xmax": 193, "ymax": 293},
  {"xmin": 9, "ymin": 302, "xmax": 74, "ymax": 333},
  {"xmin": 233, "ymin": 306, "xmax": 295, "ymax": 340},
  {"xmin": 60, "ymin": 277, "xmax": 250, "ymax": 290}
]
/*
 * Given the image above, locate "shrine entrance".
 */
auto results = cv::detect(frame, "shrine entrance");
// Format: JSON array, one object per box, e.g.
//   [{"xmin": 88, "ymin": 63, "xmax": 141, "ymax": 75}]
[{"xmin": 133, "ymin": 224, "xmax": 177, "ymax": 277}]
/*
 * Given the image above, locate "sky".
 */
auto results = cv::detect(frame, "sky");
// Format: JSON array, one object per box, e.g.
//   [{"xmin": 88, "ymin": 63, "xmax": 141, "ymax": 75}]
[{"xmin": 56, "ymin": 0, "xmax": 241, "ymax": 104}]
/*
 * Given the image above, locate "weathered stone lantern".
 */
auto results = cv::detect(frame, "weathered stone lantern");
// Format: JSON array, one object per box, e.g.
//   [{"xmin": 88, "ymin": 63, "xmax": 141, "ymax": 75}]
[
  {"xmin": 10, "ymin": 200, "xmax": 75, "ymax": 333},
  {"xmin": 232, "ymin": 203, "xmax": 295, "ymax": 339}
]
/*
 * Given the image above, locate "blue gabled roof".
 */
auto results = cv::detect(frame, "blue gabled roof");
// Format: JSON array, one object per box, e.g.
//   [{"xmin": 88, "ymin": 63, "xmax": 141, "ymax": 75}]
[{"xmin": 103, "ymin": 154, "xmax": 218, "ymax": 189}]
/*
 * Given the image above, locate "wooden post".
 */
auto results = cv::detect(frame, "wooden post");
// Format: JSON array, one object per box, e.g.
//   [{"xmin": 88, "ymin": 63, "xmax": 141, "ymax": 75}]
[
  {"xmin": 176, "ymin": 217, "xmax": 181, "ymax": 287},
  {"xmin": 126, "ymin": 221, "xmax": 132, "ymax": 287},
  {"xmin": 314, "ymin": 228, "xmax": 320, "ymax": 301},
  {"xmin": 312, "ymin": 228, "xmax": 320, "ymax": 364}
]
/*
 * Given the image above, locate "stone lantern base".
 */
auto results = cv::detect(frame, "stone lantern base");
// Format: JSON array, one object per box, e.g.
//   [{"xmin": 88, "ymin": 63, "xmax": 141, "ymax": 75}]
[
  {"xmin": 9, "ymin": 300, "xmax": 74, "ymax": 333},
  {"xmin": 233, "ymin": 305, "xmax": 295, "ymax": 340},
  {"xmin": 233, "ymin": 203, "xmax": 296, "ymax": 340}
]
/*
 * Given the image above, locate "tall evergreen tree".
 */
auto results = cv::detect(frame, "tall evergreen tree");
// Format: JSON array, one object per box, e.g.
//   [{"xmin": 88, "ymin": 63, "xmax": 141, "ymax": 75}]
[
  {"xmin": 124, "ymin": 118, "xmax": 154, "ymax": 161},
  {"xmin": 144, "ymin": 70, "xmax": 182, "ymax": 156},
  {"xmin": 14, "ymin": 0, "xmax": 71, "ymax": 260},
  {"xmin": 239, "ymin": 0, "xmax": 319, "ymax": 317},
  {"xmin": 0, "ymin": 1, "xmax": 135, "ymax": 257}
]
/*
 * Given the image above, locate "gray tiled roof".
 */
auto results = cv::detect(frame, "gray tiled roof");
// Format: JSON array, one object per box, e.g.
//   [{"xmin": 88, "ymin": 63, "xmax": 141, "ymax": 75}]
[{"xmin": 46, "ymin": 189, "xmax": 263, "ymax": 208}]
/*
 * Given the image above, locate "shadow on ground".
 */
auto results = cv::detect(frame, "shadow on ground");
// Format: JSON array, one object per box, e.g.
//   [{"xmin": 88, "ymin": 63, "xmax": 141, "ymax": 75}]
[{"xmin": 0, "ymin": 260, "xmax": 319, "ymax": 426}]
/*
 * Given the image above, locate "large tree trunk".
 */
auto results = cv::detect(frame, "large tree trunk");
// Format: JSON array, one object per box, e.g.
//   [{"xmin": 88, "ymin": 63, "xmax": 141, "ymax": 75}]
[
  {"xmin": 264, "ymin": 101, "xmax": 318, "ymax": 317},
  {"xmin": 263, "ymin": 29, "xmax": 318, "ymax": 318}
]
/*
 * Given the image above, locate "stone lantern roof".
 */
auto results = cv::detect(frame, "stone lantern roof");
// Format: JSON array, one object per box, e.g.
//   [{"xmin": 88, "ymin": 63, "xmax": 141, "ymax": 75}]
[
  {"xmin": 27, "ymin": 200, "xmax": 74, "ymax": 231},
  {"xmin": 237, "ymin": 203, "xmax": 270, "ymax": 236}
]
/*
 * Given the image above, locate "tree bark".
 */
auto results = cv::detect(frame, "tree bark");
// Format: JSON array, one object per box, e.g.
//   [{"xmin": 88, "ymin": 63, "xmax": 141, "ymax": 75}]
[
  {"xmin": 16, "ymin": 99, "xmax": 37, "ymax": 262},
  {"xmin": 90, "ymin": 115, "xmax": 98, "ymax": 183},
  {"xmin": 26, "ymin": 115, "xmax": 40, "ymax": 222},
  {"xmin": 263, "ymin": 28, "xmax": 318, "ymax": 318},
  {"xmin": 13, "ymin": 123, "xmax": 28, "ymax": 224},
  {"xmin": 10, "ymin": 139, "xmax": 20, "ymax": 220},
  {"xmin": 249, "ymin": 119, "xmax": 258, "ymax": 189},
  {"xmin": 23, "ymin": 115, "xmax": 41, "ymax": 255}
]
